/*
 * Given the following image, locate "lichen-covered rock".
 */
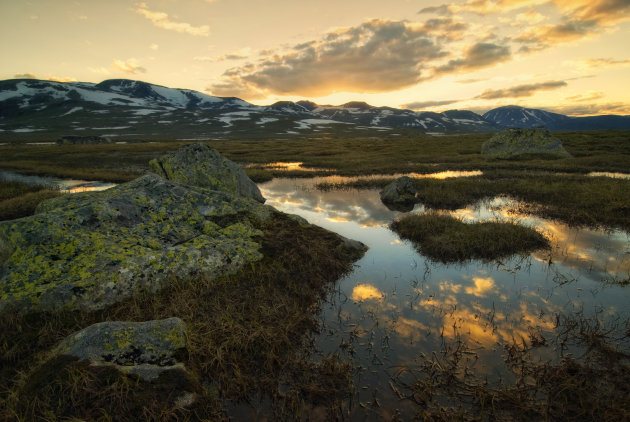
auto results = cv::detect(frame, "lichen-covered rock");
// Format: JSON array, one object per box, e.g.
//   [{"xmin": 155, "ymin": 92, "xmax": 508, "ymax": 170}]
[
  {"xmin": 481, "ymin": 127, "xmax": 571, "ymax": 158},
  {"xmin": 55, "ymin": 317, "xmax": 187, "ymax": 381},
  {"xmin": 0, "ymin": 173, "xmax": 273, "ymax": 313},
  {"xmin": 149, "ymin": 143, "xmax": 265, "ymax": 203},
  {"xmin": 380, "ymin": 176, "xmax": 418, "ymax": 212}
]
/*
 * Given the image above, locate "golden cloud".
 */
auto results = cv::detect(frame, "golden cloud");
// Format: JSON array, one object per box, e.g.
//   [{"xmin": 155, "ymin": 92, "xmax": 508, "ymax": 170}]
[
  {"xmin": 113, "ymin": 58, "xmax": 146, "ymax": 74},
  {"xmin": 208, "ymin": 19, "xmax": 449, "ymax": 98},
  {"xmin": 136, "ymin": 3, "xmax": 209, "ymax": 37}
]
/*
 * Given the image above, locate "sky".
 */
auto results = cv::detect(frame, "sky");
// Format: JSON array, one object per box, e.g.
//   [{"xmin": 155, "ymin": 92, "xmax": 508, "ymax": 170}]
[{"xmin": 1, "ymin": 0, "xmax": 629, "ymax": 115}]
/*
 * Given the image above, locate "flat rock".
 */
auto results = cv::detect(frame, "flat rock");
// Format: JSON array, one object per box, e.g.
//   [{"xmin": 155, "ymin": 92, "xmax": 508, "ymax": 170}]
[
  {"xmin": 0, "ymin": 172, "xmax": 272, "ymax": 313},
  {"xmin": 149, "ymin": 143, "xmax": 265, "ymax": 203},
  {"xmin": 55, "ymin": 317, "xmax": 188, "ymax": 381},
  {"xmin": 481, "ymin": 127, "xmax": 571, "ymax": 158},
  {"xmin": 380, "ymin": 176, "xmax": 418, "ymax": 212}
]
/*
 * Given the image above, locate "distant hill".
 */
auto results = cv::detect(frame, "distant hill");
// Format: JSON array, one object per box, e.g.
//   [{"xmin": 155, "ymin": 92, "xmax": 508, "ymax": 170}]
[
  {"xmin": 483, "ymin": 105, "xmax": 630, "ymax": 131},
  {"xmin": 1, "ymin": 78, "xmax": 628, "ymax": 141}
]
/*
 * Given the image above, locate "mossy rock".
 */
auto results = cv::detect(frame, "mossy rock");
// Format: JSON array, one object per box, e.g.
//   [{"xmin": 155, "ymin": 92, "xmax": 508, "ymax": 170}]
[
  {"xmin": 0, "ymin": 173, "xmax": 273, "ymax": 313},
  {"xmin": 149, "ymin": 142, "xmax": 265, "ymax": 203},
  {"xmin": 55, "ymin": 317, "xmax": 188, "ymax": 381},
  {"xmin": 481, "ymin": 127, "xmax": 571, "ymax": 158}
]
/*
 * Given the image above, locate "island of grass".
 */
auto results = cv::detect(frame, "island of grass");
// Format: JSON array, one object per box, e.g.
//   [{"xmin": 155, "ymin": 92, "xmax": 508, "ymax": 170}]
[{"xmin": 391, "ymin": 212, "xmax": 549, "ymax": 262}]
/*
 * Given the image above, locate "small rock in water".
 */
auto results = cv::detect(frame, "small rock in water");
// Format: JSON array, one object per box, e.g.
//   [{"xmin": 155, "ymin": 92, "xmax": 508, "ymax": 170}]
[{"xmin": 380, "ymin": 176, "xmax": 418, "ymax": 212}]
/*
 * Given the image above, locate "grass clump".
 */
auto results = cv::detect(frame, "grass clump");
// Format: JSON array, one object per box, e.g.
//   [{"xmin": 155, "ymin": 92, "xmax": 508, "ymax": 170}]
[
  {"xmin": 391, "ymin": 212, "xmax": 549, "ymax": 262},
  {"xmin": 0, "ymin": 213, "xmax": 365, "ymax": 420},
  {"xmin": 0, "ymin": 180, "xmax": 62, "ymax": 221}
]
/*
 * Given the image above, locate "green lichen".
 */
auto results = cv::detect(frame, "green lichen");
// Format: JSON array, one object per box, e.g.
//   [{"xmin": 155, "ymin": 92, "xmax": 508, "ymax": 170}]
[{"xmin": 0, "ymin": 173, "xmax": 271, "ymax": 313}]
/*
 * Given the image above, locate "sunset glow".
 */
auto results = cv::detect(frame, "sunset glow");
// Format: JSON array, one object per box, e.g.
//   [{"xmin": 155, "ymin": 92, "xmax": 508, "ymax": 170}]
[{"xmin": 1, "ymin": 0, "xmax": 629, "ymax": 115}]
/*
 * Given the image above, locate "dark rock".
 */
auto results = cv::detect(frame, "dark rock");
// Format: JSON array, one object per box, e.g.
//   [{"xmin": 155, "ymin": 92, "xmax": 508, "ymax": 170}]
[
  {"xmin": 380, "ymin": 176, "xmax": 418, "ymax": 212},
  {"xmin": 149, "ymin": 143, "xmax": 265, "ymax": 203},
  {"xmin": 481, "ymin": 127, "xmax": 571, "ymax": 158}
]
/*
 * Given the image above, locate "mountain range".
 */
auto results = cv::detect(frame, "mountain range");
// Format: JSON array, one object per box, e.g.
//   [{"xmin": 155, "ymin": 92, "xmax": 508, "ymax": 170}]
[{"xmin": 1, "ymin": 78, "xmax": 629, "ymax": 141}]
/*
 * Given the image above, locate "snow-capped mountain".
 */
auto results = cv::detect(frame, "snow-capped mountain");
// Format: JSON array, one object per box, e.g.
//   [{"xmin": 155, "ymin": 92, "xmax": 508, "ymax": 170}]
[
  {"xmin": 482, "ymin": 106, "xmax": 570, "ymax": 129},
  {"xmin": 310, "ymin": 101, "xmax": 496, "ymax": 131},
  {"xmin": 483, "ymin": 105, "xmax": 630, "ymax": 131},
  {"xmin": 1, "ymin": 78, "xmax": 628, "ymax": 141},
  {"xmin": 0, "ymin": 78, "xmax": 254, "ymax": 114}
]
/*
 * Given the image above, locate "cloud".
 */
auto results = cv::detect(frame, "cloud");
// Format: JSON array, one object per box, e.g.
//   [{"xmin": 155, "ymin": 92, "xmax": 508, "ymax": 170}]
[
  {"xmin": 419, "ymin": 17, "xmax": 469, "ymax": 40},
  {"xmin": 47, "ymin": 76, "xmax": 77, "ymax": 82},
  {"xmin": 135, "ymin": 3, "xmax": 209, "ymax": 37},
  {"xmin": 113, "ymin": 58, "xmax": 146, "ymax": 74},
  {"xmin": 208, "ymin": 19, "xmax": 448, "ymax": 99},
  {"xmin": 564, "ymin": 91, "xmax": 604, "ymax": 102},
  {"xmin": 435, "ymin": 42, "xmax": 511, "ymax": 74},
  {"xmin": 14, "ymin": 73, "xmax": 37, "ymax": 79},
  {"xmin": 475, "ymin": 80, "xmax": 567, "ymax": 99},
  {"xmin": 150, "ymin": 43, "xmax": 159, "ymax": 51},
  {"xmin": 544, "ymin": 102, "xmax": 630, "ymax": 116},
  {"xmin": 402, "ymin": 99, "xmax": 460, "ymax": 110},
  {"xmin": 515, "ymin": 0, "xmax": 630, "ymax": 50},
  {"xmin": 420, "ymin": 0, "xmax": 547, "ymax": 16},
  {"xmin": 13, "ymin": 73, "xmax": 76, "ymax": 82},
  {"xmin": 195, "ymin": 48, "xmax": 253, "ymax": 62},
  {"xmin": 418, "ymin": 4, "xmax": 453, "ymax": 15},
  {"xmin": 564, "ymin": 57, "xmax": 630, "ymax": 69},
  {"xmin": 515, "ymin": 20, "xmax": 597, "ymax": 46}
]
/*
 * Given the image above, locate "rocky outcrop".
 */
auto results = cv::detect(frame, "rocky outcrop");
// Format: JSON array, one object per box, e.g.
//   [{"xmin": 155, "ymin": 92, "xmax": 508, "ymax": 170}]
[
  {"xmin": 0, "ymin": 172, "xmax": 271, "ymax": 313},
  {"xmin": 0, "ymin": 144, "xmax": 278, "ymax": 314},
  {"xmin": 55, "ymin": 317, "xmax": 188, "ymax": 381},
  {"xmin": 149, "ymin": 143, "xmax": 265, "ymax": 203},
  {"xmin": 380, "ymin": 176, "xmax": 419, "ymax": 212},
  {"xmin": 481, "ymin": 127, "xmax": 571, "ymax": 158}
]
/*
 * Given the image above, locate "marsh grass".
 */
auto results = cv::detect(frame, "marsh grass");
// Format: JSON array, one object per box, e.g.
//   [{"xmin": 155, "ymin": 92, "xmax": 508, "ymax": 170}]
[
  {"xmin": 392, "ymin": 311, "xmax": 630, "ymax": 421},
  {"xmin": 2, "ymin": 130, "xmax": 629, "ymax": 181},
  {"xmin": 0, "ymin": 180, "xmax": 62, "ymax": 221},
  {"xmin": 0, "ymin": 213, "xmax": 365, "ymax": 420},
  {"xmin": 391, "ymin": 212, "xmax": 549, "ymax": 262}
]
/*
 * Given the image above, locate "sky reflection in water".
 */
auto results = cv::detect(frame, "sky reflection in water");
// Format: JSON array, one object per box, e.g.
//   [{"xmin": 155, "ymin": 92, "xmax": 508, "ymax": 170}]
[{"xmin": 259, "ymin": 176, "xmax": 629, "ymax": 419}]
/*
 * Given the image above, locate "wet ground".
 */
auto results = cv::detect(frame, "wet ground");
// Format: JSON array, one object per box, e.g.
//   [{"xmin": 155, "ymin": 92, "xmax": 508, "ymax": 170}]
[{"xmin": 259, "ymin": 176, "xmax": 630, "ymax": 420}]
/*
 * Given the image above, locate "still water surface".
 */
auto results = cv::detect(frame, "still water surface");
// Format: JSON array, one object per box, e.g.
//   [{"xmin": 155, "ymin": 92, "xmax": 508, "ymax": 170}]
[{"xmin": 259, "ymin": 176, "xmax": 630, "ymax": 419}]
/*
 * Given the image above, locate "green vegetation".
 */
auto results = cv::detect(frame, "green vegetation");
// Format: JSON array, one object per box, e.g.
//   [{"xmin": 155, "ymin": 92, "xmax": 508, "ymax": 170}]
[
  {"xmin": 391, "ymin": 212, "xmax": 549, "ymax": 262},
  {"xmin": 0, "ymin": 213, "xmax": 363, "ymax": 420},
  {"xmin": 0, "ymin": 179, "xmax": 62, "ymax": 221}
]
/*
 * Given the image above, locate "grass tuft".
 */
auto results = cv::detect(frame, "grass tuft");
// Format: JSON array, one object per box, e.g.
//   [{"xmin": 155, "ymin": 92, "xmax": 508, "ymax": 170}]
[{"xmin": 391, "ymin": 212, "xmax": 549, "ymax": 262}]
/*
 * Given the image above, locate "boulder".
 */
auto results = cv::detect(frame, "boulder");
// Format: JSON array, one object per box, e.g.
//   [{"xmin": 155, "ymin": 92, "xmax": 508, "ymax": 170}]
[
  {"xmin": 0, "ymin": 172, "xmax": 272, "ymax": 313},
  {"xmin": 149, "ymin": 143, "xmax": 265, "ymax": 203},
  {"xmin": 481, "ymin": 127, "xmax": 571, "ymax": 158},
  {"xmin": 380, "ymin": 176, "xmax": 418, "ymax": 212},
  {"xmin": 55, "ymin": 317, "xmax": 188, "ymax": 381}
]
